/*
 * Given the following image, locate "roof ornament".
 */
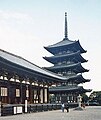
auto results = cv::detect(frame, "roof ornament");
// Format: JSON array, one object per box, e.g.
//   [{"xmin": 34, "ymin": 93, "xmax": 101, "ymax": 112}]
[{"xmin": 64, "ymin": 12, "xmax": 68, "ymax": 40}]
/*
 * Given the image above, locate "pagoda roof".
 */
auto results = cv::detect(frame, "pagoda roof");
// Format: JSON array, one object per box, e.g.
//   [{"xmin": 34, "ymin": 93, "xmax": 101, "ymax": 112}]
[
  {"xmin": 46, "ymin": 38, "xmax": 75, "ymax": 48},
  {"xmin": 49, "ymin": 86, "xmax": 92, "ymax": 93},
  {"xmin": 44, "ymin": 12, "xmax": 86, "ymax": 55},
  {"xmin": 68, "ymin": 74, "xmax": 91, "ymax": 84},
  {"xmin": 46, "ymin": 62, "xmax": 89, "ymax": 74},
  {"xmin": 44, "ymin": 40, "xmax": 86, "ymax": 55},
  {"xmin": 0, "ymin": 49, "xmax": 69, "ymax": 82},
  {"xmin": 43, "ymin": 51, "xmax": 87, "ymax": 64}
]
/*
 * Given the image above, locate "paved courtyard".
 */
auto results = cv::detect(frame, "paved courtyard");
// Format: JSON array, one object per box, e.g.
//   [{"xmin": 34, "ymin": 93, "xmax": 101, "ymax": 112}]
[{"xmin": 0, "ymin": 106, "xmax": 101, "ymax": 120}]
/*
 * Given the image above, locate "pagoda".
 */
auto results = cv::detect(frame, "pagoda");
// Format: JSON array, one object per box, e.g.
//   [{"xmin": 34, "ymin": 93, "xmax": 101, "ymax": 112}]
[{"xmin": 43, "ymin": 12, "xmax": 91, "ymax": 103}]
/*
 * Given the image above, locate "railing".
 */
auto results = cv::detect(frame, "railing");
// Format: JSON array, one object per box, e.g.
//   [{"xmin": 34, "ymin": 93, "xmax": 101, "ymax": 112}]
[
  {"xmin": 1, "ymin": 104, "xmax": 61, "ymax": 116},
  {"xmin": 1, "ymin": 103, "xmax": 78, "ymax": 116}
]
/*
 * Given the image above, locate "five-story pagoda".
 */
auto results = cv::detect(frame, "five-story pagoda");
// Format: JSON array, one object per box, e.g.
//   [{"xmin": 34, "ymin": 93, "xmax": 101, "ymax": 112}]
[{"xmin": 43, "ymin": 12, "xmax": 91, "ymax": 103}]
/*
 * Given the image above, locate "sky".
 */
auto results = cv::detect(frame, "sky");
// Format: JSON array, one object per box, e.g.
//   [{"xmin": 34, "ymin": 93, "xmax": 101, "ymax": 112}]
[{"xmin": 0, "ymin": 0, "xmax": 101, "ymax": 93}]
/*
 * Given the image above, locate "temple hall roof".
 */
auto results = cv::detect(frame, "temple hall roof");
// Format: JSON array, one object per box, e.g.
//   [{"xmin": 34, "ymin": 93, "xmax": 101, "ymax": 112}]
[{"xmin": 0, "ymin": 49, "xmax": 68, "ymax": 81}]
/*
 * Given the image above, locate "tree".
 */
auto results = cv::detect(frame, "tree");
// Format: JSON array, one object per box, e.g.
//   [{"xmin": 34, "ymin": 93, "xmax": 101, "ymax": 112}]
[
  {"xmin": 81, "ymin": 93, "xmax": 89, "ymax": 103},
  {"xmin": 89, "ymin": 91, "xmax": 101, "ymax": 105}
]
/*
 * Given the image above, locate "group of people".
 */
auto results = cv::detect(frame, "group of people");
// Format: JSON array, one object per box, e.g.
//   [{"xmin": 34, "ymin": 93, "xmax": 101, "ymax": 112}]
[{"xmin": 61, "ymin": 103, "xmax": 69, "ymax": 112}]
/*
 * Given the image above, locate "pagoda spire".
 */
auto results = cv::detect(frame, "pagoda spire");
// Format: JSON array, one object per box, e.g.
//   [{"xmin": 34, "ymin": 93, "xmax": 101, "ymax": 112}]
[{"xmin": 64, "ymin": 12, "xmax": 68, "ymax": 40}]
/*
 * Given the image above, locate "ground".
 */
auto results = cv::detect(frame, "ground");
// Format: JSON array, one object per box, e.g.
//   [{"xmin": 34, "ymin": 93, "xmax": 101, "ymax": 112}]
[{"xmin": 0, "ymin": 106, "xmax": 101, "ymax": 120}]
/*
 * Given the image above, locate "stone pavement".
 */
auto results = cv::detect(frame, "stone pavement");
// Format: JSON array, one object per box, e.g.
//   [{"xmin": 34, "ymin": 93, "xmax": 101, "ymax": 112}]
[{"xmin": 0, "ymin": 106, "xmax": 101, "ymax": 120}]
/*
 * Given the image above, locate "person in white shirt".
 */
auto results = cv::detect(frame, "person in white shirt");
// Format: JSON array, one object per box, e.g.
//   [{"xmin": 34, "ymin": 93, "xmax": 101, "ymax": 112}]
[{"xmin": 61, "ymin": 103, "xmax": 65, "ymax": 112}]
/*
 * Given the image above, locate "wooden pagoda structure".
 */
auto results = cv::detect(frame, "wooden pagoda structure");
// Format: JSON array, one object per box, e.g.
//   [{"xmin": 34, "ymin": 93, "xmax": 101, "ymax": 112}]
[{"xmin": 43, "ymin": 12, "xmax": 91, "ymax": 103}]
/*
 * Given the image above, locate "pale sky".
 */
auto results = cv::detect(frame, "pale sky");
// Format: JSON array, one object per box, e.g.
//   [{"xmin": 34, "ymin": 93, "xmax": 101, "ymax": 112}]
[{"xmin": 0, "ymin": 0, "xmax": 101, "ymax": 93}]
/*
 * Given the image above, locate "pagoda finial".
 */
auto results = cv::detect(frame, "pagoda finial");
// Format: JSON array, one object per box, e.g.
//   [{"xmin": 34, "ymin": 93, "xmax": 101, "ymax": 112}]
[{"xmin": 64, "ymin": 12, "xmax": 68, "ymax": 39}]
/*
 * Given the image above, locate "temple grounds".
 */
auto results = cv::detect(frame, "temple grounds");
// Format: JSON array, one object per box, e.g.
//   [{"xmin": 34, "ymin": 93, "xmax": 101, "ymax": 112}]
[{"xmin": 0, "ymin": 106, "xmax": 101, "ymax": 120}]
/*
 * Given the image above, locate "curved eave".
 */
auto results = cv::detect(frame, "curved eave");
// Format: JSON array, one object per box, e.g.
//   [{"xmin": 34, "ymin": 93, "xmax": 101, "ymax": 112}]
[
  {"xmin": 46, "ymin": 63, "xmax": 89, "ymax": 74},
  {"xmin": 76, "ymin": 40, "xmax": 87, "ymax": 53},
  {"xmin": 44, "ymin": 38, "xmax": 75, "ymax": 49},
  {"xmin": 68, "ymin": 74, "xmax": 91, "ymax": 84},
  {"xmin": 79, "ymin": 88, "xmax": 92, "ymax": 93},
  {"xmin": 43, "ymin": 51, "xmax": 87, "ymax": 64},
  {"xmin": 49, "ymin": 86, "xmax": 92, "ymax": 93},
  {"xmin": 44, "ymin": 40, "xmax": 86, "ymax": 55},
  {"xmin": 44, "ymin": 39, "xmax": 76, "ymax": 55},
  {"xmin": 49, "ymin": 86, "xmax": 81, "ymax": 93}
]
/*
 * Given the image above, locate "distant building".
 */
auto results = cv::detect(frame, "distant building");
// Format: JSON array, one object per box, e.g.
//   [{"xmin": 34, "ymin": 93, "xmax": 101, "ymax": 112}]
[{"xmin": 43, "ymin": 12, "xmax": 91, "ymax": 103}]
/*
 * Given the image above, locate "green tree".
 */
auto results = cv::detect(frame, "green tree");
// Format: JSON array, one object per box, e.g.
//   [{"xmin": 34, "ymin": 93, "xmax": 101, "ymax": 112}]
[
  {"xmin": 81, "ymin": 93, "xmax": 89, "ymax": 103},
  {"xmin": 89, "ymin": 91, "xmax": 101, "ymax": 105}
]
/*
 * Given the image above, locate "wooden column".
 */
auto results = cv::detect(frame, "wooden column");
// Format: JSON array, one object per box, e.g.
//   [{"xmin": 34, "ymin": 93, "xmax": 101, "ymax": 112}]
[
  {"xmin": 42, "ymin": 82, "xmax": 45, "ymax": 103},
  {"xmin": 20, "ymin": 79, "xmax": 23, "ymax": 104},
  {"xmin": 29, "ymin": 82, "xmax": 33, "ymax": 104},
  {"xmin": 38, "ymin": 83, "xmax": 40, "ymax": 103},
  {"xmin": 0, "ymin": 86, "xmax": 1, "ymax": 103},
  {"xmin": 47, "ymin": 87, "xmax": 49, "ymax": 103},
  {"xmin": 7, "ymin": 76, "xmax": 11, "ymax": 104}
]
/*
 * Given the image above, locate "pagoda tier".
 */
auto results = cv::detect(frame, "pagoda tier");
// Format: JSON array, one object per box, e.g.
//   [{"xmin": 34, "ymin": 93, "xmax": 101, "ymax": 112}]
[
  {"xmin": 45, "ymin": 62, "xmax": 89, "ymax": 74},
  {"xmin": 43, "ymin": 51, "xmax": 87, "ymax": 64},
  {"xmin": 49, "ymin": 86, "xmax": 92, "ymax": 94},
  {"xmin": 44, "ymin": 40, "xmax": 87, "ymax": 55},
  {"xmin": 67, "ymin": 74, "xmax": 90, "ymax": 84},
  {"xmin": 49, "ymin": 85, "xmax": 92, "ymax": 103}
]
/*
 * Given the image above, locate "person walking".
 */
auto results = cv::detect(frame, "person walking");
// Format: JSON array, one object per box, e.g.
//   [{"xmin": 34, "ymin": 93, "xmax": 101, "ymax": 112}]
[
  {"xmin": 61, "ymin": 103, "xmax": 65, "ymax": 112},
  {"xmin": 65, "ymin": 104, "xmax": 69, "ymax": 112}
]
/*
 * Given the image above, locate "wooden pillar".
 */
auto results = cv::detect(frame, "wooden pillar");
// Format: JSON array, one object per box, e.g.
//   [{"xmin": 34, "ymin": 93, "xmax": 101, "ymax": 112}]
[
  {"xmin": 7, "ymin": 77, "xmax": 11, "ymax": 104},
  {"xmin": 42, "ymin": 81, "xmax": 45, "ymax": 103},
  {"xmin": 26, "ymin": 84, "xmax": 29, "ymax": 101},
  {"xmin": 38, "ymin": 83, "xmax": 40, "ymax": 103},
  {"xmin": 22, "ymin": 84, "xmax": 26, "ymax": 104},
  {"xmin": 0, "ymin": 85, "xmax": 1, "ymax": 102},
  {"xmin": 29, "ymin": 82, "xmax": 33, "ymax": 104},
  {"xmin": 42, "ymin": 82, "xmax": 45, "ymax": 103},
  {"xmin": 5, "ymin": 73, "xmax": 11, "ymax": 104},
  {"xmin": 20, "ymin": 79, "xmax": 23, "ymax": 104},
  {"xmin": 47, "ymin": 87, "xmax": 49, "ymax": 103}
]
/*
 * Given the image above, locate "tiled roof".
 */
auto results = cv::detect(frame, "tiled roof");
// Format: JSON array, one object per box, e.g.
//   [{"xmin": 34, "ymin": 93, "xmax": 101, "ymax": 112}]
[
  {"xmin": 49, "ymin": 86, "xmax": 92, "ymax": 92},
  {"xmin": 0, "ymin": 49, "xmax": 67, "ymax": 80},
  {"xmin": 45, "ymin": 39, "xmax": 75, "ymax": 48}
]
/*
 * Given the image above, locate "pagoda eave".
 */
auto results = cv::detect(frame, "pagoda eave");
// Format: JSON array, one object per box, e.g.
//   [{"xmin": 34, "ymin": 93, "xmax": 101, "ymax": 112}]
[
  {"xmin": 44, "ymin": 40, "xmax": 87, "ymax": 55},
  {"xmin": 76, "ymin": 40, "xmax": 87, "ymax": 53},
  {"xmin": 45, "ymin": 62, "xmax": 89, "ymax": 74},
  {"xmin": 49, "ymin": 86, "xmax": 92, "ymax": 94},
  {"xmin": 43, "ymin": 51, "xmax": 88, "ymax": 64},
  {"xmin": 67, "ymin": 74, "xmax": 91, "ymax": 84}
]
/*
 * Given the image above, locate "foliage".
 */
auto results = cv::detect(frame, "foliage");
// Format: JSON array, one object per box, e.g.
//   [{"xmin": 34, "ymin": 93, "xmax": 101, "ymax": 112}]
[
  {"xmin": 81, "ymin": 93, "xmax": 89, "ymax": 103},
  {"xmin": 89, "ymin": 91, "xmax": 101, "ymax": 105}
]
